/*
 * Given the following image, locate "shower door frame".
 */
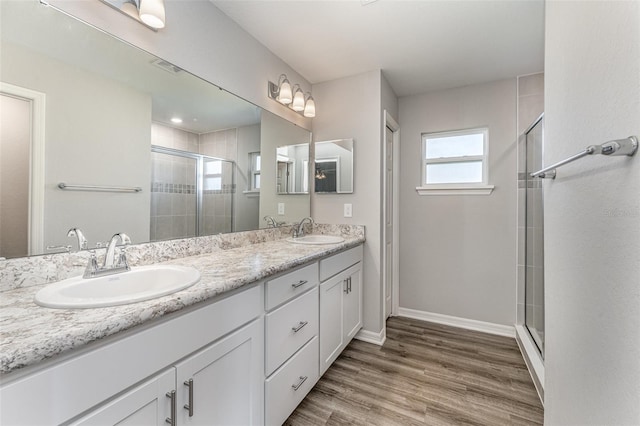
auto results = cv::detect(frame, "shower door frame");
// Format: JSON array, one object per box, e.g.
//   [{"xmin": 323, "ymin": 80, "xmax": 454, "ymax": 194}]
[
  {"xmin": 151, "ymin": 145, "xmax": 235, "ymax": 238},
  {"xmin": 523, "ymin": 114, "xmax": 545, "ymax": 357}
]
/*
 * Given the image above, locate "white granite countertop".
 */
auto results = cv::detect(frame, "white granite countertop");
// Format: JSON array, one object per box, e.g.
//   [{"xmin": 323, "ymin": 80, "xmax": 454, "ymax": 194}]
[{"xmin": 0, "ymin": 235, "xmax": 364, "ymax": 376}]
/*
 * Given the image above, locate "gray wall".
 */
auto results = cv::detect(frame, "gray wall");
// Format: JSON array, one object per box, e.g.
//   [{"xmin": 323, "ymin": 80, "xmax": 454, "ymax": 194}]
[
  {"xmin": 47, "ymin": 0, "xmax": 311, "ymax": 131},
  {"xmin": 235, "ymin": 124, "xmax": 261, "ymax": 232},
  {"xmin": 544, "ymin": 1, "xmax": 640, "ymax": 423},
  {"xmin": 398, "ymin": 79, "xmax": 517, "ymax": 326},
  {"xmin": 2, "ymin": 41, "xmax": 151, "ymax": 249},
  {"xmin": 311, "ymin": 70, "xmax": 398, "ymax": 335},
  {"xmin": 259, "ymin": 111, "xmax": 310, "ymax": 224}
]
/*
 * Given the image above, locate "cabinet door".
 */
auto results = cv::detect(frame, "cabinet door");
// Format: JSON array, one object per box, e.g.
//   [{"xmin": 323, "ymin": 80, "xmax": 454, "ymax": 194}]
[
  {"xmin": 71, "ymin": 369, "xmax": 174, "ymax": 426},
  {"xmin": 343, "ymin": 264, "xmax": 362, "ymax": 342},
  {"xmin": 175, "ymin": 318, "xmax": 264, "ymax": 426},
  {"xmin": 319, "ymin": 274, "xmax": 345, "ymax": 375}
]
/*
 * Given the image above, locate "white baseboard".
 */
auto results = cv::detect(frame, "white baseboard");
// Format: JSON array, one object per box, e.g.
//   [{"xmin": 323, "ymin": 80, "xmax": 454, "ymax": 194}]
[
  {"xmin": 397, "ymin": 307, "xmax": 515, "ymax": 338},
  {"xmin": 355, "ymin": 327, "xmax": 386, "ymax": 346}
]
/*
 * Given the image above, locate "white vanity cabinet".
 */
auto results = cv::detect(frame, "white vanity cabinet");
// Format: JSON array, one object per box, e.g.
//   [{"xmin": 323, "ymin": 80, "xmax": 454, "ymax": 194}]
[
  {"xmin": 72, "ymin": 318, "xmax": 263, "ymax": 426},
  {"xmin": 319, "ymin": 245, "xmax": 363, "ymax": 374},
  {"xmin": 0, "ymin": 285, "xmax": 264, "ymax": 426},
  {"xmin": 264, "ymin": 263, "xmax": 320, "ymax": 426}
]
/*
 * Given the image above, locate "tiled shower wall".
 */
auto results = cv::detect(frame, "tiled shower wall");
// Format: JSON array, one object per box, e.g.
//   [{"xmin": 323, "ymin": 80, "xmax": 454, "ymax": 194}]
[
  {"xmin": 516, "ymin": 73, "xmax": 544, "ymax": 327},
  {"xmin": 150, "ymin": 123, "xmax": 237, "ymax": 241}
]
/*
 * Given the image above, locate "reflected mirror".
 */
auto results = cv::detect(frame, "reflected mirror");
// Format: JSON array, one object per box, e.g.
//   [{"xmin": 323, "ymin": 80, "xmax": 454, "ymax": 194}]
[
  {"xmin": 314, "ymin": 139, "xmax": 354, "ymax": 194},
  {"xmin": 0, "ymin": 1, "xmax": 310, "ymax": 259}
]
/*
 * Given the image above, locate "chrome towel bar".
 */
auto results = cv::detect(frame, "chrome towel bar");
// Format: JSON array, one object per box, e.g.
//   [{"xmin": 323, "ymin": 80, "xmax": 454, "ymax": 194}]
[
  {"xmin": 531, "ymin": 136, "xmax": 638, "ymax": 179},
  {"xmin": 58, "ymin": 183, "xmax": 143, "ymax": 193}
]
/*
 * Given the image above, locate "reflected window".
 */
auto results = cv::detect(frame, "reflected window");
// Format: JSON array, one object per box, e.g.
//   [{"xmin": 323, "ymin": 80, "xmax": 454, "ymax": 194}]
[
  {"xmin": 249, "ymin": 152, "xmax": 261, "ymax": 191},
  {"xmin": 204, "ymin": 160, "xmax": 222, "ymax": 191}
]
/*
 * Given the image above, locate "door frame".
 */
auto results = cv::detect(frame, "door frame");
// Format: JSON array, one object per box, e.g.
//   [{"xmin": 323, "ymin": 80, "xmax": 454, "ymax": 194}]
[
  {"xmin": 0, "ymin": 82, "xmax": 46, "ymax": 255},
  {"xmin": 382, "ymin": 110, "xmax": 400, "ymax": 319}
]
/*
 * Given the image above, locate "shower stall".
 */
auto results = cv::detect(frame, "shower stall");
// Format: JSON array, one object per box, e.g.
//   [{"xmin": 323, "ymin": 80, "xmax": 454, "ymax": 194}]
[
  {"xmin": 524, "ymin": 115, "xmax": 545, "ymax": 356},
  {"xmin": 150, "ymin": 146, "xmax": 235, "ymax": 242}
]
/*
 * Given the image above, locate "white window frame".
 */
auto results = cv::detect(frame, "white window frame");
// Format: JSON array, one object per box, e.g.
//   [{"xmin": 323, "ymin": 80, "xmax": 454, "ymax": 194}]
[{"xmin": 417, "ymin": 127, "xmax": 494, "ymax": 195}]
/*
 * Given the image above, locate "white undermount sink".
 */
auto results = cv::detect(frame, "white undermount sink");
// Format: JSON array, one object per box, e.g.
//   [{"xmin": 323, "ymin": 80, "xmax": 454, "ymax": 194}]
[
  {"xmin": 286, "ymin": 235, "xmax": 345, "ymax": 245},
  {"xmin": 34, "ymin": 265, "xmax": 201, "ymax": 309}
]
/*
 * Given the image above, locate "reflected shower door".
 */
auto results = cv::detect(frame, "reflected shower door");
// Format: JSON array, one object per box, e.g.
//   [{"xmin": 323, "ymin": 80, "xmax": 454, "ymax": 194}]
[
  {"xmin": 150, "ymin": 150, "xmax": 198, "ymax": 242},
  {"xmin": 201, "ymin": 157, "xmax": 234, "ymax": 236},
  {"xmin": 525, "ymin": 117, "xmax": 545, "ymax": 356},
  {"xmin": 150, "ymin": 147, "xmax": 235, "ymax": 241}
]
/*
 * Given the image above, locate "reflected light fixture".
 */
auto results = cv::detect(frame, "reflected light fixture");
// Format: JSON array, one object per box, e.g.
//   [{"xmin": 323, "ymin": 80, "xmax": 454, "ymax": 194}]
[
  {"xmin": 268, "ymin": 74, "xmax": 316, "ymax": 118},
  {"xmin": 170, "ymin": 117, "xmax": 183, "ymax": 124},
  {"xmin": 315, "ymin": 168, "xmax": 326, "ymax": 180}
]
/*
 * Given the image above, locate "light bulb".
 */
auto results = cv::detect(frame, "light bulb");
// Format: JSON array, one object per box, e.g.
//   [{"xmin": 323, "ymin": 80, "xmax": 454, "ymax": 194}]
[
  {"xmin": 303, "ymin": 96, "xmax": 316, "ymax": 118},
  {"xmin": 139, "ymin": 0, "xmax": 166, "ymax": 29},
  {"xmin": 292, "ymin": 89, "xmax": 305, "ymax": 111},
  {"xmin": 278, "ymin": 78, "xmax": 292, "ymax": 104}
]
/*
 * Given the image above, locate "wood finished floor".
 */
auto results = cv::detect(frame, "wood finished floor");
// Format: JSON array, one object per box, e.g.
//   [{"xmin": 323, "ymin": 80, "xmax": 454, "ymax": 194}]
[{"xmin": 285, "ymin": 317, "xmax": 543, "ymax": 426}]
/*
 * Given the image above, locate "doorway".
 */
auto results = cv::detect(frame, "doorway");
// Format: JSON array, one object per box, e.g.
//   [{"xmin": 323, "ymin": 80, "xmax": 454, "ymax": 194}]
[
  {"xmin": 0, "ymin": 82, "xmax": 45, "ymax": 258},
  {"xmin": 383, "ymin": 111, "xmax": 400, "ymax": 319}
]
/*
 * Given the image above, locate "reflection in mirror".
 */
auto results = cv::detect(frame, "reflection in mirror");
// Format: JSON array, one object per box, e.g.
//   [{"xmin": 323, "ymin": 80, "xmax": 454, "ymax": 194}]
[
  {"xmin": 314, "ymin": 139, "xmax": 354, "ymax": 194},
  {"xmin": 276, "ymin": 143, "xmax": 310, "ymax": 195},
  {"xmin": 259, "ymin": 111, "xmax": 311, "ymax": 227},
  {"xmin": 0, "ymin": 1, "xmax": 309, "ymax": 259}
]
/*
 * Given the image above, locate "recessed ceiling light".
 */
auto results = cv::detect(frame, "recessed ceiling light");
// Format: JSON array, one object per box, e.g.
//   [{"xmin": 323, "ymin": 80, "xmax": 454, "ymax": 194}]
[{"xmin": 171, "ymin": 117, "xmax": 183, "ymax": 124}]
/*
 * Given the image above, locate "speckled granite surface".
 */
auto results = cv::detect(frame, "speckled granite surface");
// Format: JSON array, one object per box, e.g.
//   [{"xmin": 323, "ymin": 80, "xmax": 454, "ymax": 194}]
[{"xmin": 0, "ymin": 225, "xmax": 364, "ymax": 375}]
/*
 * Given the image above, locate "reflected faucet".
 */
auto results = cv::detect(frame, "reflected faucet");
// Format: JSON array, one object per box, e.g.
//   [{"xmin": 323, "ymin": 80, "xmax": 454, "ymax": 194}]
[
  {"xmin": 294, "ymin": 217, "xmax": 314, "ymax": 238},
  {"xmin": 67, "ymin": 228, "xmax": 88, "ymax": 251},
  {"xmin": 264, "ymin": 216, "xmax": 278, "ymax": 228}
]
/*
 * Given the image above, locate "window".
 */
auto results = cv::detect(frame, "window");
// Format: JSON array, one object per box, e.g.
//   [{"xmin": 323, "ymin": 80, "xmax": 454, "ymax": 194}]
[
  {"xmin": 249, "ymin": 152, "xmax": 261, "ymax": 191},
  {"xmin": 417, "ymin": 128, "xmax": 494, "ymax": 195},
  {"xmin": 204, "ymin": 160, "xmax": 222, "ymax": 191}
]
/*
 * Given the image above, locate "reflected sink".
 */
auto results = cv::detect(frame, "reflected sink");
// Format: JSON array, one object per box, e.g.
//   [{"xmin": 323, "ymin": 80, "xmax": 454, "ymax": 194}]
[
  {"xmin": 34, "ymin": 265, "xmax": 201, "ymax": 309},
  {"xmin": 286, "ymin": 235, "xmax": 345, "ymax": 245}
]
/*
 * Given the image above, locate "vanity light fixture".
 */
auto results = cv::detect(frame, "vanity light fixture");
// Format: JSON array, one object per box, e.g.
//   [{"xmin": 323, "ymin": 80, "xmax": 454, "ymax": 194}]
[
  {"xmin": 291, "ymin": 85, "xmax": 305, "ymax": 112},
  {"xmin": 268, "ymin": 74, "xmax": 316, "ymax": 118},
  {"xmin": 139, "ymin": 0, "xmax": 166, "ymax": 29},
  {"xmin": 303, "ymin": 93, "xmax": 316, "ymax": 118}
]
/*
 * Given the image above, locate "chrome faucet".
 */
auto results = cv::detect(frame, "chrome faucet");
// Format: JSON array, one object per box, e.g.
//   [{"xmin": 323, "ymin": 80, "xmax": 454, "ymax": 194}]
[
  {"xmin": 104, "ymin": 233, "xmax": 131, "ymax": 269},
  {"xmin": 84, "ymin": 232, "xmax": 131, "ymax": 278},
  {"xmin": 67, "ymin": 228, "xmax": 88, "ymax": 251},
  {"xmin": 294, "ymin": 217, "xmax": 314, "ymax": 238},
  {"xmin": 264, "ymin": 215, "xmax": 278, "ymax": 228}
]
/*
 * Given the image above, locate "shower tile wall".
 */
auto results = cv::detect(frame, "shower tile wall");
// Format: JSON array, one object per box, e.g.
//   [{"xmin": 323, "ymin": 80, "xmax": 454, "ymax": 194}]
[
  {"xmin": 516, "ymin": 73, "xmax": 544, "ymax": 345},
  {"xmin": 150, "ymin": 122, "xmax": 199, "ymax": 242}
]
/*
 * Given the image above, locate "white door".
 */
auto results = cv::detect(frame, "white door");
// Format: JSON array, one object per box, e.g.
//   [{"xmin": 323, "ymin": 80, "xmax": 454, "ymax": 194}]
[
  {"xmin": 175, "ymin": 318, "xmax": 264, "ymax": 426},
  {"xmin": 384, "ymin": 125, "xmax": 394, "ymax": 318}
]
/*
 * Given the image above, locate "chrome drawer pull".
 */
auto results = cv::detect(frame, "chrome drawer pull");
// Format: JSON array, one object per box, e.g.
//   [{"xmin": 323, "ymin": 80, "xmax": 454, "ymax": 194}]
[
  {"xmin": 291, "ymin": 280, "xmax": 307, "ymax": 289},
  {"xmin": 165, "ymin": 390, "xmax": 176, "ymax": 425},
  {"xmin": 291, "ymin": 375, "xmax": 308, "ymax": 391},
  {"xmin": 291, "ymin": 321, "xmax": 308, "ymax": 333},
  {"xmin": 184, "ymin": 379, "xmax": 194, "ymax": 417}
]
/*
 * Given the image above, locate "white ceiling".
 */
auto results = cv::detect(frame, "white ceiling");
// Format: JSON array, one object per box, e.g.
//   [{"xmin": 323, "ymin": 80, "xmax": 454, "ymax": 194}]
[{"xmin": 211, "ymin": 0, "xmax": 545, "ymax": 97}]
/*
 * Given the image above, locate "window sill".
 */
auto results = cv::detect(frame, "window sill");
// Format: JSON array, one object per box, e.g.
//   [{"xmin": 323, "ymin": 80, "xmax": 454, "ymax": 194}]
[
  {"xmin": 416, "ymin": 184, "xmax": 495, "ymax": 196},
  {"xmin": 242, "ymin": 190, "xmax": 260, "ymax": 198}
]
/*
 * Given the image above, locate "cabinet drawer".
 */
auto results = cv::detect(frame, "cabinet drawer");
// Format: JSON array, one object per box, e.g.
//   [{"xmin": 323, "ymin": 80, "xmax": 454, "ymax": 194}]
[
  {"xmin": 265, "ymin": 337, "xmax": 319, "ymax": 426},
  {"xmin": 266, "ymin": 262, "xmax": 318, "ymax": 310},
  {"xmin": 319, "ymin": 245, "xmax": 363, "ymax": 281},
  {"xmin": 265, "ymin": 287, "xmax": 318, "ymax": 375}
]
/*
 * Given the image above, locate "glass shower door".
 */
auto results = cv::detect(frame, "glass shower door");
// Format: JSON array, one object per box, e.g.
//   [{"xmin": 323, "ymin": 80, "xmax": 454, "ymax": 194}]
[{"xmin": 525, "ymin": 117, "xmax": 545, "ymax": 356}]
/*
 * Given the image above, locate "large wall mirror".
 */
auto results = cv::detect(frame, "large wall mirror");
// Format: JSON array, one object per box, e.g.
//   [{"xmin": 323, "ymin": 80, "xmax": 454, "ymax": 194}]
[
  {"xmin": 314, "ymin": 139, "xmax": 354, "ymax": 194},
  {"xmin": 0, "ymin": 1, "xmax": 310, "ymax": 259}
]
